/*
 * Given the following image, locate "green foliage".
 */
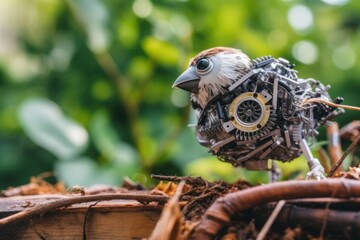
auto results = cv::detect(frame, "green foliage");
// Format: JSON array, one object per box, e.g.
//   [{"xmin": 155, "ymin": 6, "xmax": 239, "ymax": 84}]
[
  {"xmin": 18, "ymin": 98, "xmax": 88, "ymax": 160},
  {"xmin": 0, "ymin": 0, "xmax": 359, "ymax": 188}
]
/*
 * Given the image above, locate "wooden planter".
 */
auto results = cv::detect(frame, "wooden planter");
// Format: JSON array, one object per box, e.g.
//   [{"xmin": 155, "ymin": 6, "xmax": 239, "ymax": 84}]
[{"xmin": 0, "ymin": 195, "xmax": 162, "ymax": 239}]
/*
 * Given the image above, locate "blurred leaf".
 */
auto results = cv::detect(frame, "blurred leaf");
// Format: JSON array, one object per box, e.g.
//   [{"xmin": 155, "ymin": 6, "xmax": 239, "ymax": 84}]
[
  {"xmin": 310, "ymin": 140, "xmax": 328, "ymax": 150},
  {"xmin": 117, "ymin": 14, "xmax": 139, "ymax": 48},
  {"xmin": 55, "ymin": 155, "xmax": 139, "ymax": 186},
  {"xmin": 55, "ymin": 157, "xmax": 97, "ymax": 186},
  {"xmin": 67, "ymin": 0, "xmax": 110, "ymax": 52},
  {"xmin": 277, "ymin": 156, "xmax": 309, "ymax": 180},
  {"xmin": 91, "ymin": 79, "xmax": 113, "ymax": 101},
  {"xmin": 142, "ymin": 36, "xmax": 179, "ymax": 65},
  {"xmin": 172, "ymin": 127, "xmax": 209, "ymax": 166},
  {"xmin": 185, "ymin": 155, "xmax": 270, "ymax": 185},
  {"xmin": 236, "ymin": 169, "xmax": 269, "ymax": 185},
  {"xmin": 128, "ymin": 56, "xmax": 153, "ymax": 81},
  {"xmin": 0, "ymin": 143, "xmax": 21, "ymax": 170},
  {"xmin": 55, "ymin": 157, "xmax": 119, "ymax": 186},
  {"xmin": 112, "ymin": 142, "xmax": 139, "ymax": 167},
  {"xmin": 90, "ymin": 110, "xmax": 139, "ymax": 170},
  {"xmin": 138, "ymin": 135, "xmax": 157, "ymax": 166},
  {"xmin": 185, "ymin": 156, "xmax": 239, "ymax": 182},
  {"xmin": 210, "ymin": 4, "xmax": 246, "ymax": 43},
  {"xmin": 90, "ymin": 110, "xmax": 119, "ymax": 157},
  {"xmin": 18, "ymin": 98, "xmax": 88, "ymax": 160}
]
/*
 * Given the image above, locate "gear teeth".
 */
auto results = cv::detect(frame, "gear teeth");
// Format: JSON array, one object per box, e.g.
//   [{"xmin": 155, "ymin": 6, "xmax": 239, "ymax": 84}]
[
  {"xmin": 252, "ymin": 56, "xmax": 275, "ymax": 68},
  {"xmin": 235, "ymin": 108, "xmax": 277, "ymax": 141}
]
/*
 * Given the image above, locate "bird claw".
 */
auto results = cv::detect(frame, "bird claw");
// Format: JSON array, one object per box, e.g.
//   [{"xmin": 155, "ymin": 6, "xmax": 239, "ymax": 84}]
[{"xmin": 306, "ymin": 165, "xmax": 326, "ymax": 180}]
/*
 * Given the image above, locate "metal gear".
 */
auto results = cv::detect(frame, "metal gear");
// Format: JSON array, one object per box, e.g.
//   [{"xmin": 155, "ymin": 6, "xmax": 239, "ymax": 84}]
[{"xmin": 229, "ymin": 92, "xmax": 270, "ymax": 132}]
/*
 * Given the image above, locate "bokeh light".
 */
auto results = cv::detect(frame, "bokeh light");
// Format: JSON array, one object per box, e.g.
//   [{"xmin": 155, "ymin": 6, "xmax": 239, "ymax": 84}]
[
  {"xmin": 171, "ymin": 89, "xmax": 190, "ymax": 108},
  {"xmin": 321, "ymin": 0, "xmax": 349, "ymax": 6},
  {"xmin": 132, "ymin": 0, "xmax": 153, "ymax": 18},
  {"xmin": 332, "ymin": 45, "xmax": 356, "ymax": 70},
  {"xmin": 267, "ymin": 30, "xmax": 288, "ymax": 50},
  {"xmin": 287, "ymin": 4, "xmax": 313, "ymax": 32},
  {"xmin": 292, "ymin": 41, "xmax": 319, "ymax": 64}
]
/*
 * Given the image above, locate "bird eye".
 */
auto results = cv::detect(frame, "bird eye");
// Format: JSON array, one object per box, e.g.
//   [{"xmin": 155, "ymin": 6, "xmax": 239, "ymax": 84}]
[
  {"xmin": 196, "ymin": 58, "xmax": 213, "ymax": 74},
  {"xmin": 197, "ymin": 58, "xmax": 210, "ymax": 70}
]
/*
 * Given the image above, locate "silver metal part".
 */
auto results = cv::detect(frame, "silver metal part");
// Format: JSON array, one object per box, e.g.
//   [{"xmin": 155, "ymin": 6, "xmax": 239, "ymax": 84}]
[
  {"xmin": 222, "ymin": 121, "xmax": 236, "ymax": 132},
  {"xmin": 300, "ymin": 138, "xmax": 325, "ymax": 180},
  {"xmin": 280, "ymin": 75, "xmax": 299, "ymax": 86},
  {"xmin": 228, "ymin": 69, "xmax": 262, "ymax": 91},
  {"xmin": 299, "ymin": 138, "xmax": 313, "ymax": 162},
  {"xmin": 260, "ymin": 89, "xmax": 272, "ymax": 102},
  {"xmin": 278, "ymin": 57, "xmax": 290, "ymax": 65},
  {"xmin": 272, "ymin": 77, "xmax": 278, "ymax": 109}
]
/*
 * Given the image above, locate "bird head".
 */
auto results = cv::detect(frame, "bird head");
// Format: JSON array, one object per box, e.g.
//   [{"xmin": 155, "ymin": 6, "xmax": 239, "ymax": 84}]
[{"xmin": 173, "ymin": 47, "xmax": 252, "ymax": 108}]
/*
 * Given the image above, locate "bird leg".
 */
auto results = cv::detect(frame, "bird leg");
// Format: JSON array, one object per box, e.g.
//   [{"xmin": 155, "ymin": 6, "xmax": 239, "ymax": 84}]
[{"xmin": 299, "ymin": 139, "xmax": 326, "ymax": 180}]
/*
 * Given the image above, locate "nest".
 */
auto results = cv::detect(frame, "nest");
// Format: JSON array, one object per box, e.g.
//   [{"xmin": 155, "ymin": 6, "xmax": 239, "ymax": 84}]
[{"xmin": 150, "ymin": 169, "xmax": 360, "ymax": 240}]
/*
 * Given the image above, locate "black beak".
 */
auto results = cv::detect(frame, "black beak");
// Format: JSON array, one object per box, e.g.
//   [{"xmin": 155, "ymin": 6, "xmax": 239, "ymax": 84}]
[{"xmin": 172, "ymin": 66, "xmax": 200, "ymax": 93}]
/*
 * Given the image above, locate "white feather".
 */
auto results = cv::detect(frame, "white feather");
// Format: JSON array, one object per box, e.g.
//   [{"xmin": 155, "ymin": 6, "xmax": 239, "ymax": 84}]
[{"xmin": 194, "ymin": 51, "xmax": 251, "ymax": 108}]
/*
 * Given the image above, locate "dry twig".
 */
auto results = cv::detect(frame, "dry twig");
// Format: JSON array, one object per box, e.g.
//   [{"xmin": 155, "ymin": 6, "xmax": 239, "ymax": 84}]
[
  {"xmin": 82, "ymin": 201, "xmax": 100, "ymax": 240},
  {"xmin": 256, "ymin": 200, "xmax": 286, "ymax": 240},
  {"xmin": 149, "ymin": 181, "xmax": 186, "ymax": 240},
  {"xmin": 328, "ymin": 135, "xmax": 360, "ymax": 177}
]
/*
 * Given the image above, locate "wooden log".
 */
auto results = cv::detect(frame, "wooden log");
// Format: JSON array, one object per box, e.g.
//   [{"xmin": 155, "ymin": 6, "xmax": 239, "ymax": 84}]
[
  {"xmin": 255, "ymin": 202, "xmax": 360, "ymax": 238},
  {"xmin": 0, "ymin": 195, "xmax": 162, "ymax": 239}
]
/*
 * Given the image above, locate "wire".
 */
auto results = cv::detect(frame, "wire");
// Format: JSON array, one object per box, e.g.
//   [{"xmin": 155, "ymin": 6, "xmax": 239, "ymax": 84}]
[{"xmin": 302, "ymin": 98, "xmax": 360, "ymax": 111}]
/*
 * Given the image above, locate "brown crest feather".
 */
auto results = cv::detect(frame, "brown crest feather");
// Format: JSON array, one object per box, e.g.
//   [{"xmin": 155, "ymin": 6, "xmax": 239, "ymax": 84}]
[{"xmin": 190, "ymin": 47, "xmax": 241, "ymax": 66}]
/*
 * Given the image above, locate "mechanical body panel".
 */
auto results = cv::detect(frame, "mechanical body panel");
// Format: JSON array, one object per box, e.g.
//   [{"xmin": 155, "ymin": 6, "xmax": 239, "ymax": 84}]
[{"xmin": 193, "ymin": 56, "xmax": 343, "ymax": 170}]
